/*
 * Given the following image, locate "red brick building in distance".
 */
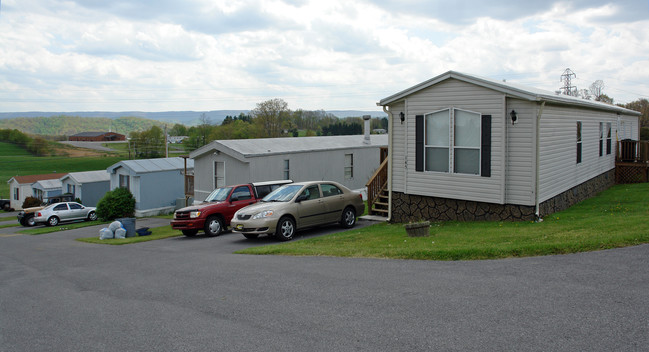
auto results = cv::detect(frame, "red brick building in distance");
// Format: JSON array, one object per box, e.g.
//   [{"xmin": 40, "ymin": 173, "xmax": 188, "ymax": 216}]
[{"xmin": 69, "ymin": 132, "xmax": 126, "ymax": 142}]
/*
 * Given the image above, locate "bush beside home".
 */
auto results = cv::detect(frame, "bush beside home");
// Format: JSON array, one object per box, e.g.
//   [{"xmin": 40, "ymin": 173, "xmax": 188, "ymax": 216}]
[{"xmin": 96, "ymin": 188, "xmax": 135, "ymax": 221}]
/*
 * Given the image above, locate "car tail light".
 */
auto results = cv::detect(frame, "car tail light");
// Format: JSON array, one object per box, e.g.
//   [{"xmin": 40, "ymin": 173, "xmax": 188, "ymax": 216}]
[
  {"xmin": 37, "ymin": 212, "xmax": 42, "ymax": 217},
  {"xmin": 358, "ymin": 194, "xmax": 363, "ymax": 200}
]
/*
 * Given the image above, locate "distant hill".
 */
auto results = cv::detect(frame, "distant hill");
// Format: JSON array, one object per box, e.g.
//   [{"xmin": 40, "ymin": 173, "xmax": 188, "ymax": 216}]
[
  {"xmin": 0, "ymin": 110, "xmax": 387, "ymax": 136},
  {"xmin": 0, "ymin": 110, "xmax": 387, "ymax": 126},
  {"xmin": 0, "ymin": 115, "xmax": 174, "ymax": 136}
]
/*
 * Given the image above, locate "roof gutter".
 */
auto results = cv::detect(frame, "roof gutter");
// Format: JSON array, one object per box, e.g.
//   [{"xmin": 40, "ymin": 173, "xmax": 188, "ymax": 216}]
[
  {"xmin": 382, "ymin": 104, "xmax": 393, "ymax": 222},
  {"xmin": 534, "ymin": 100, "xmax": 546, "ymax": 220}
]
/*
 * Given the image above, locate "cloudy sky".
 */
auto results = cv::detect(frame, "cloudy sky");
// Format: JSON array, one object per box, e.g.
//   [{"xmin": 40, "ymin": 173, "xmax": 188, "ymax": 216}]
[{"xmin": 0, "ymin": 0, "xmax": 647, "ymax": 112}]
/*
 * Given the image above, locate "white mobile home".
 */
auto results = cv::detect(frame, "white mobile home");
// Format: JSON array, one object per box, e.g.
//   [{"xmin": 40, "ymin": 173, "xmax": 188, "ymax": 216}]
[
  {"xmin": 7, "ymin": 173, "xmax": 67, "ymax": 210},
  {"xmin": 378, "ymin": 71, "xmax": 640, "ymax": 222},
  {"xmin": 190, "ymin": 133, "xmax": 388, "ymax": 202}
]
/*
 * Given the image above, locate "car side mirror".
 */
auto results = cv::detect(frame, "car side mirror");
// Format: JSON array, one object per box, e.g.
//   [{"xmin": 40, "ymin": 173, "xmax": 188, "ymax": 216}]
[{"xmin": 296, "ymin": 194, "xmax": 308, "ymax": 203}]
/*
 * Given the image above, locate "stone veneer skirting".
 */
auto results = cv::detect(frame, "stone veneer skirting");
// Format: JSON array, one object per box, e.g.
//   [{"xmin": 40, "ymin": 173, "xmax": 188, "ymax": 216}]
[{"xmin": 391, "ymin": 170, "xmax": 615, "ymax": 222}]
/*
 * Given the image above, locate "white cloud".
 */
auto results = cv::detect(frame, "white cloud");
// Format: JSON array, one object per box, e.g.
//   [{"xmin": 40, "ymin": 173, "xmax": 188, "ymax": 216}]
[{"xmin": 0, "ymin": 0, "xmax": 647, "ymax": 112}]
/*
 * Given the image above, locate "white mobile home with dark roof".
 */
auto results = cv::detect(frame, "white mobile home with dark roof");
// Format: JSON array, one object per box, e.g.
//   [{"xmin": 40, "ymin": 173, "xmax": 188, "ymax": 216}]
[
  {"xmin": 190, "ymin": 133, "xmax": 388, "ymax": 202},
  {"xmin": 377, "ymin": 71, "xmax": 640, "ymax": 222}
]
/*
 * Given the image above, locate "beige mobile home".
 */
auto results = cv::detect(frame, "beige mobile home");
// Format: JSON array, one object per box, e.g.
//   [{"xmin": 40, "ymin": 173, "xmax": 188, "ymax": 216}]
[{"xmin": 378, "ymin": 71, "xmax": 640, "ymax": 222}]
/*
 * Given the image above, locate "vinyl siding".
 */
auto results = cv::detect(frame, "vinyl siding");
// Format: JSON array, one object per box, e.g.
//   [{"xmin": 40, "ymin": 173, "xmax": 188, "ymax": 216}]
[
  {"xmin": 389, "ymin": 102, "xmax": 406, "ymax": 192},
  {"xmin": 193, "ymin": 153, "xmax": 249, "ymax": 202},
  {"xmin": 505, "ymin": 99, "xmax": 535, "ymax": 205},
  {"xmin": 538, "ymin": 104, "xmax": 619, "ymax": 203},
  {"xmin": 390, "ymin": 78, "xmax": 505, "ymax": 203}
]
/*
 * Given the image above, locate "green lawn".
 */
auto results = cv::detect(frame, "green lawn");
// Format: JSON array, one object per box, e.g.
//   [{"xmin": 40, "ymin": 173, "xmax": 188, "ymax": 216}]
[
  {"xmin": 236, "ymin": 183, "xmax": 649, "ymax": 260},
  {"xmin": 0, "ymin": 142, "xmax": 123, "ymax": 198},
  {"xmin": 77, "ymin": 224, "xmax": 180, "ymax": 244},
  {"xmin": 18, "ymin": 220, "xmax": 108, "ymax": 235}
]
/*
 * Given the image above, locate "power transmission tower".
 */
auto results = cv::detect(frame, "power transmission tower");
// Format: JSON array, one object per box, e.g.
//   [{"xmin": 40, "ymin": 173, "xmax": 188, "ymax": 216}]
[{"xmin": 560, "ymin": 68, "xmax": 577, "ymax": 96}]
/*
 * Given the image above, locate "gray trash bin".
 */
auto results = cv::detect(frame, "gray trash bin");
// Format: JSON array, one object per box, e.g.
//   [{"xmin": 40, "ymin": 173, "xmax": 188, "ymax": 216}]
[{"xmin": 117, "ymin": 217, "xmax": 136, "ymax": 237}]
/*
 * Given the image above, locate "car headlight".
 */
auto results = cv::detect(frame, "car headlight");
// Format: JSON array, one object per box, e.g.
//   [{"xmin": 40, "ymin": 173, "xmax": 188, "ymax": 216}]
[
  {"xmin": 190, "ymin": 211, "xmax": 201, "ymax": 218},
  {"xmin": 252, "ymin": 210, "xmax": 274, "ymax": 219}
]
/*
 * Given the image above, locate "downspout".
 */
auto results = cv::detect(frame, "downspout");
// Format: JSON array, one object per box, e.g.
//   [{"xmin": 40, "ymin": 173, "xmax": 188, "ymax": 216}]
[
  {"xmin": 382, "ymin": 105, "xmax": 393, "ymax": 222},
  {"xmin": 534, "ymin": 101, "xmax": 546, "ymax": 220}
]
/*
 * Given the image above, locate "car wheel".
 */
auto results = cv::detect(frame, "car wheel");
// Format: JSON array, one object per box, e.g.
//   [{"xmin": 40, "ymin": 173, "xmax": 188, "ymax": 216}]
[
  {"xmin": 47, "ymin": 216, "xmax": 59, "ymax": 227},
  {"xmin": 275, "ymin": 216, "xmax": 295, "ymax": 241},
  {"xmin": 182, "ymin": 229, "xmax": 198, "ymax": 237},
  {"xmin": 2, "ymin": 203, "xmax": 9, "ymax": 210},
  {"xmin": 243, "ymin": 233, "xmax": 259, "ymax": 239},
  {"xmin": 204, "ymin": 216, "xmax": 223, "ymax": 237},
  {"xmin": 26, "ymin": 216, "xmax": 36, "ymax": 227},
  {"xmin": 87, "ymin": 211, "xmax": 98, "ymax": 221},
  {"xmin": 340, "ymin": 206, "xmax": 356, "ymax": 228}
]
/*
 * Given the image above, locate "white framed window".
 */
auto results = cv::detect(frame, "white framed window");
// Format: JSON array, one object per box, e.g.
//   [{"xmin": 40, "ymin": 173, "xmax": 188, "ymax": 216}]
[
  {"xmin": 13, "ymin": 187, "xmax": 19, "ymax": 200},
  {"xmin": 606, "ymin": 122, "xmax": 612, "ymax": 155},
  {"xmin": 283, "ymin": 160, "xmax": 290, "ymax": 180},
  {"xmin": 67, "ymin": 184, "xmax": 76, "ymax": 194},
  {"xmin": 576, "ymin": 121, "xmax": 582, "ymax": 164},
  {"xmin": 344, "ymin": 154, "xmax": 354, "ymax": 179},
  {"xmin": 424, "ymin": 108, "xmax": 481, "ymax": 175},
  {"xmin": 599, "ymin": 122, "xmax": 603, "ymax": 157},
  {"xmin": 119, "ymin": 174, "xmax": 130, "ymax": 190}
]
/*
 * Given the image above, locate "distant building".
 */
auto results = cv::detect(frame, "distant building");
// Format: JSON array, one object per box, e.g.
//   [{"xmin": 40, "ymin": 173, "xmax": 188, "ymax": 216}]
[
  {"xmin": 7, "ymin": 173, "xmax": 67, "ymax": 210},
  {"xmin": 168, "ymin": 136, "xmax": 188, "ymax": 143},
  {"xmin": 69, "ymin": 132, "xmax": 126, "ymax": 142}
]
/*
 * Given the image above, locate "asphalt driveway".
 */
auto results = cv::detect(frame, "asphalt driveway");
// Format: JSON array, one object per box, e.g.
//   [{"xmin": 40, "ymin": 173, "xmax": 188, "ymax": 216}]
[{"xmin": 1, "ymin": 218, "xmax": 647, "ymax": 351}]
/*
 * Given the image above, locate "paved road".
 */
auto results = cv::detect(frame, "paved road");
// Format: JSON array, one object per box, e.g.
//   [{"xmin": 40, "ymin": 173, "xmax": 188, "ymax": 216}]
[{"xmin": 1, "ymin": 218, "xmax": 647, "ymax": 351}]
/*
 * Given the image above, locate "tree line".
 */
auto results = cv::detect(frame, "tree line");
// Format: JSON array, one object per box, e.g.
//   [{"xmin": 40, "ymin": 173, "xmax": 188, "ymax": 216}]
[
  {"xmin": 0, "ymin": 129, "xmax": 49, "ymax": 156},
  {"xmin": 159, "ymin": 98, "xmax": 388, "ymax": 151}
]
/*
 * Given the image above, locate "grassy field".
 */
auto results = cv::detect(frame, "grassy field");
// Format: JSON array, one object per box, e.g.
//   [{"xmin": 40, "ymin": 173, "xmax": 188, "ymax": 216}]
[
  {"xmin": 0, "ymin": 142, "xmax": 123, "ymax": 199},
  {"xmin": 236, "ymin": 183, "xmax": 649, "ymax": 260}
]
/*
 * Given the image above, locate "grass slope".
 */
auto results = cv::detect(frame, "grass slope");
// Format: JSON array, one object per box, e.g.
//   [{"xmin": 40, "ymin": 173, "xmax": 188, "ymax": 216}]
[
  {"xmin": 236, "ymin": 183, "xmax": 649, "ymax": 260},
  {"xmin": 0, "ymin": 142, "xmax": 123, "ymax": 198}
]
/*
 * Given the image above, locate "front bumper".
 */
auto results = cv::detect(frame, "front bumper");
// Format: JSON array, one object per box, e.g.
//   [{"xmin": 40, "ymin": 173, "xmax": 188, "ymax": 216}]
[
  {"xmin": 230, "ymin": 218, "xmax": 277, "ymax": 235},
  {"xmin": 170, "ymin": 218, "xmax": 206, "ymax": 231}
]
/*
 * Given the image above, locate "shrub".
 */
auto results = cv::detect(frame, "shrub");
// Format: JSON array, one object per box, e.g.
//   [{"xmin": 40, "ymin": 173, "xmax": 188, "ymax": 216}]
[
  {"xmin": 96, "ymin": 187, "xmax": 135, "ymax": 221},
  {"xmin": 22, "ymin": 196, "xmax": 42, "ymax": 209}
]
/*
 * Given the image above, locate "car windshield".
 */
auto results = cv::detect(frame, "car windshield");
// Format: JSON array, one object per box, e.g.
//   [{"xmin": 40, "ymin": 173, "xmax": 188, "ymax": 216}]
[
  {"xmin": 262, "ymin": 185, "xmax": 303, "ymax": 202},
  {"xmin": 205, "ymin": 187, "xmax": 232, "ymax": 202}
]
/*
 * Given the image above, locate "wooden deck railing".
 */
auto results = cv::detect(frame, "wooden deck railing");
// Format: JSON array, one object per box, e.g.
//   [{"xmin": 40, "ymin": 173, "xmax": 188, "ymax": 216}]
[
  {"xmin": 615, "ymin": 140, "xmax": 649, "ymax": 184},
  {"xmin": 366, "ymin": 157, "xmax": 388, "ymax": 212},
  {"xmin": 617, "ymin": 140, "xmax": 649, "ymax": 163}
]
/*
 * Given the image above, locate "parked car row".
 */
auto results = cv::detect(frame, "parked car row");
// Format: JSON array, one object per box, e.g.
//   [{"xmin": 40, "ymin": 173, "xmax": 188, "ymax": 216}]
[
  {"xmin": 17, "ymin": 201, "xmax": 97, "ymax": 227},
  {"xmin": 172, "ymin": 180, "xmax": 364, "ymax": 241}
]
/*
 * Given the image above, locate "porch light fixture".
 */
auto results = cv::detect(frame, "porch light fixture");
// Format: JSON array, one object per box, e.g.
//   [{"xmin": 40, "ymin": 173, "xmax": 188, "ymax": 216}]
[
  {"xmin": 399, "ymin": 112, "xmax": 405, "ymax": 124},
  {"xmin": 510, "ymin": 110, "xmax": 518, "ymax": 125}
]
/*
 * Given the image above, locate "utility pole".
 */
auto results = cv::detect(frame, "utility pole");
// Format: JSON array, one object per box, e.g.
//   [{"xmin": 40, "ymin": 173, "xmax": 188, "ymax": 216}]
[
  {"xmin": 164, "ymin": 125, "xmax": 169, "ymax": 158},
  {"xmin": 560, "ymin": 68, "xmax": 577, "ymax": 96}
]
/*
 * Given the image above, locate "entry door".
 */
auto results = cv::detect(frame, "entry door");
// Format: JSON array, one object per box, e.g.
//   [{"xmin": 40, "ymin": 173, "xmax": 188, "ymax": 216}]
[{"xmin": 214, "ymin": 161, "xmax": 225, "ymax": 189}]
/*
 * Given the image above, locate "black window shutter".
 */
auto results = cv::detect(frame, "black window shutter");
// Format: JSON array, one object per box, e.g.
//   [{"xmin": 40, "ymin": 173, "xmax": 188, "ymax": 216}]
[
  {"xmin": 415, "ymin": 115, "xmax": 424, "ymax": 172},
  {"xmin": 481, "ymin": 115, "xmax": 491, "ymax": 177}
]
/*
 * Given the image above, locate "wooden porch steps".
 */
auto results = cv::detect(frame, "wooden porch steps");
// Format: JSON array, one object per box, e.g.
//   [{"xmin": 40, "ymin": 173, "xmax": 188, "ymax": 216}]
[{"xmin": 369, "ymin": 187, "xmax": 389, "ymax": 216}]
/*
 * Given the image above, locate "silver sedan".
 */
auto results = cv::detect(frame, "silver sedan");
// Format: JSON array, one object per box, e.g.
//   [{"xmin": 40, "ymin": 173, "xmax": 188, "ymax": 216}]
[{"xmin": 33, "ymin": 202, "xmax": 98, "ymax": 226}]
